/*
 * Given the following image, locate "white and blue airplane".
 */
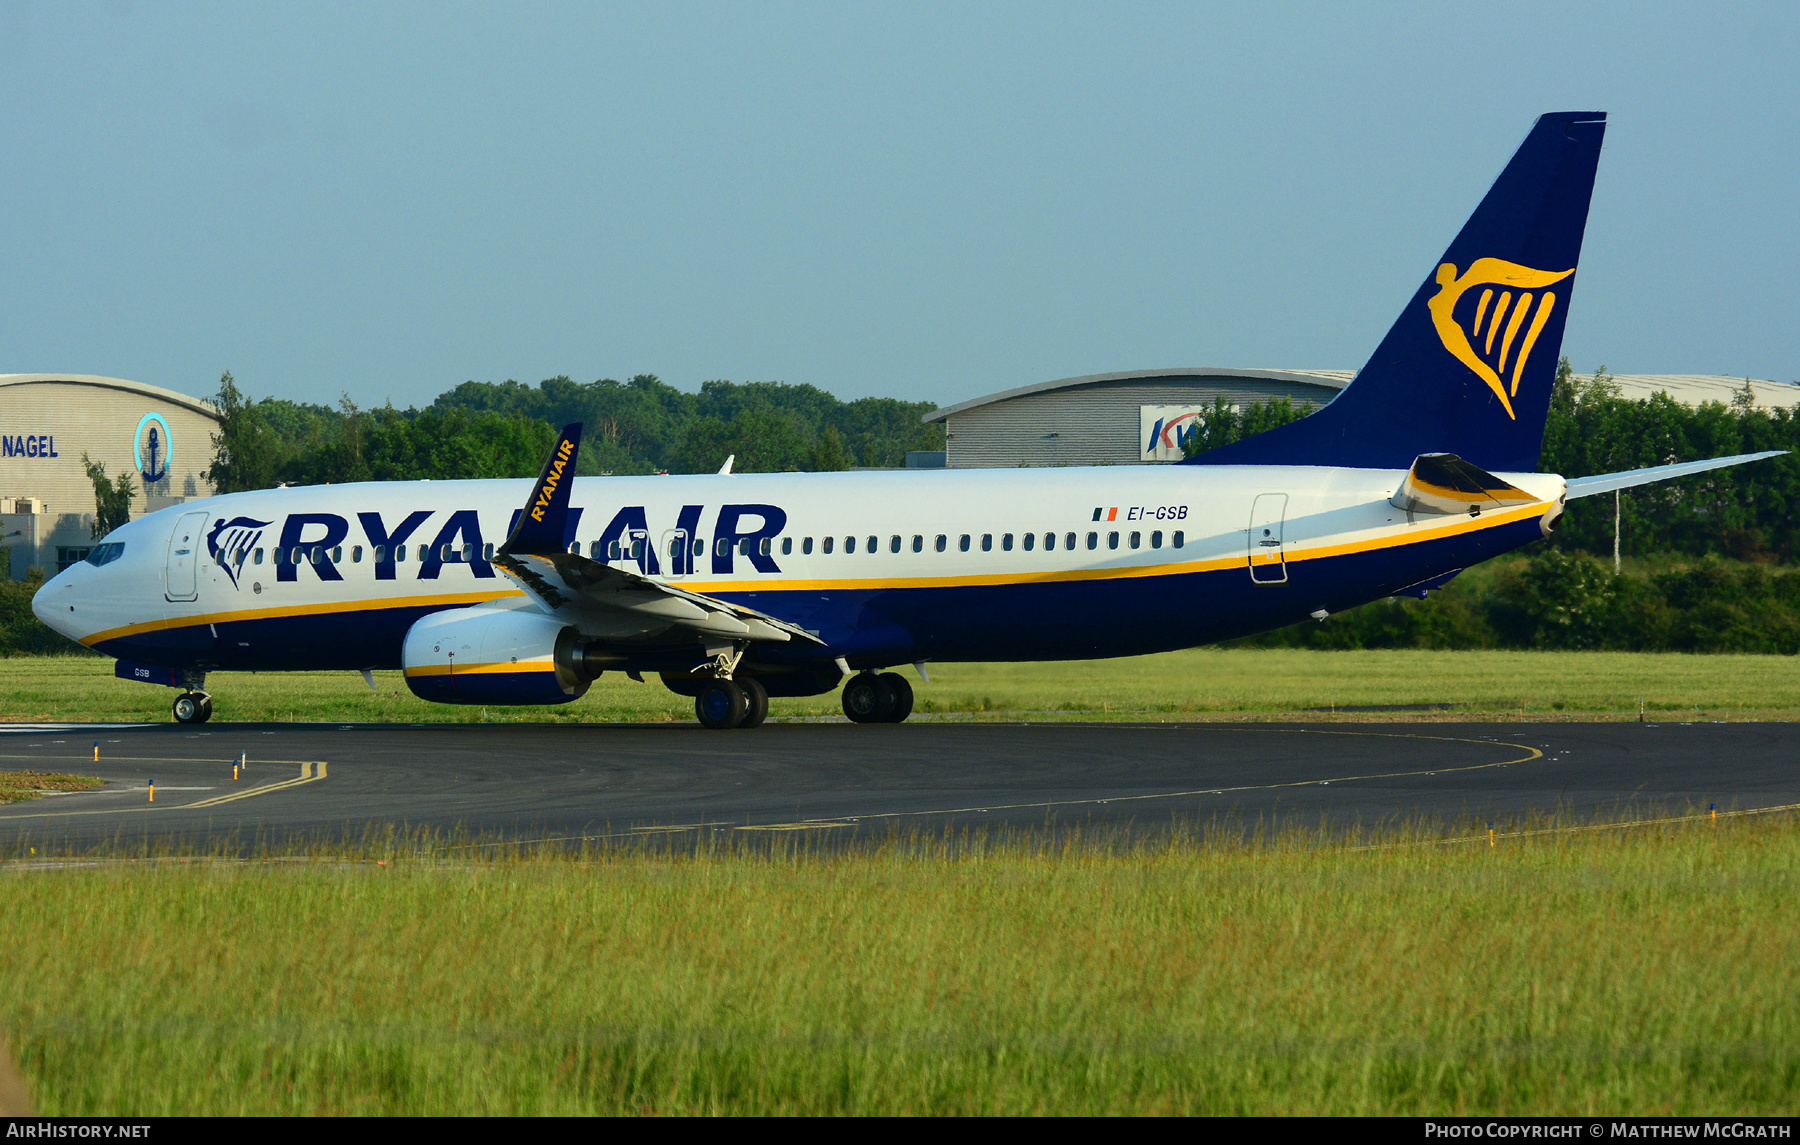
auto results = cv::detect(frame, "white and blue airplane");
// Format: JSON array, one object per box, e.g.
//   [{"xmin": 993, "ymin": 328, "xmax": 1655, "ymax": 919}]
[{"xmin": 34, "ymin": 111, "xmax": 1780, "ymax": 728}]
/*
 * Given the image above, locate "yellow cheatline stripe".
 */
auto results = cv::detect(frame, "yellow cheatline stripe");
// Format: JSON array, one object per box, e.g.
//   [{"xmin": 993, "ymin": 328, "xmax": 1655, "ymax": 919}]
[
  {"xmin": 0, "ymin": 761, "xmax": 327, "ymax": 818},
  {"xmin": 735, "ymin": 729, "xmax": 1543, "ymax": 829},
  {"xmin": 81, "ymin": 589, "xmax": 525, "ymax": 646},
  {"xmin": 681, "ymin": 501, "xmax": 1547, "ymax": 595},
  {"xmin": 405, "ymin": 660, "xmax": 554, "ymax": 678}
]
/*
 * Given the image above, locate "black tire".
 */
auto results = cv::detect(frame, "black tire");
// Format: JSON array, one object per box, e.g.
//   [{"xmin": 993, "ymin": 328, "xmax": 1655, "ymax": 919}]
[
  {"xmin": 695, "ymin": 680, "xmax": 747, "ymax": 730},
  {"xmin": 878, "ymin": 673, "xmax": 913, "ymax": 723},
  {"xmin": 841, "ymin": 673, "xmax": 895, "ymax": 724},
  {"xmin": 196, "ymin": 694, "xmax": 214, "ymax": 724},
  {"xmin": 738, "ymin": 677, "xmax": 769, "ymax": 729},
  {"xmin": 172, "ymin": 693, "xmax": 205, "ymax": 724}
]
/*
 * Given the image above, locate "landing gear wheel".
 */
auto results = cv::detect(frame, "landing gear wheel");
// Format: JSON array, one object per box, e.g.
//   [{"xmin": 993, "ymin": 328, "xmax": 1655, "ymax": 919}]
[
  {"xmin": 841, "ymin": 672, "xmax": 896, "ymax": 724},
  {"xmin": 172, "ymin": 692, "xmax": 212, "ymax": 725},
  {"xmin": 877, "ymin": 672, "xmax": 913, "ymax": 723},
  {"xmin": 695, "ymin": 680, "xmax": 748, "ymax": 730},
  {"xmin": 737, "ymin": 677, "xmax": 769, "ymax": 729}
]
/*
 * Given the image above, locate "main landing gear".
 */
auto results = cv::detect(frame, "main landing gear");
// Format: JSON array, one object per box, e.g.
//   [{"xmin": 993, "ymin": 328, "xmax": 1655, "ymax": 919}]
[
  {"xmin": 694, "ymin": 677, "xmax": 769, "ymax": 730},
  {"xmin": 841, "ymin": 672, "xmax": 913, "ymax": 724},
  {"xmin": 172, "ymin": 691, "xmax": 213, "ymax": 725}
]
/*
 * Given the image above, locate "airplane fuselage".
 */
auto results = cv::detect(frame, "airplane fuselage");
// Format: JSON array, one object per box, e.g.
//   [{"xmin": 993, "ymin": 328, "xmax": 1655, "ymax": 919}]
[{"xmin": 36, "ymin": 463, "xmax": 1565, "ymax": 677}]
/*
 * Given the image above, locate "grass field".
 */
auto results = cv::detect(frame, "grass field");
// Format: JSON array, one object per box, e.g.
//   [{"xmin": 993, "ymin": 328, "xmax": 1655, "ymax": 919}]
[
  {"xmin": 4, "ymin": 648, "xmax": 1799, "ymax": 724},
  {"xmin": 4, "ymin": 813, "xmax": 1797, "ymax": 1115},
  {"xmin": 0, "ymin": 771, "xmax": 102, "ymax": 805}
]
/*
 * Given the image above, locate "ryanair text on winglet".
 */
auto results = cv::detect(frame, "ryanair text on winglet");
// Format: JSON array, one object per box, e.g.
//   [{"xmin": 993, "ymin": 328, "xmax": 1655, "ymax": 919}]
[{"xmin": 530, "ymin": 438, "xmax": 574, "ymax": 523}]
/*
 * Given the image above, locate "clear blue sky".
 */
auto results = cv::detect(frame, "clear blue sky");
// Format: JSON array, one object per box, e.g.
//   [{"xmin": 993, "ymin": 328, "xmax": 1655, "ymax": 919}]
[{"xmin": 0, "ymin": 1, "xmax": 1794, "ymax": 410}]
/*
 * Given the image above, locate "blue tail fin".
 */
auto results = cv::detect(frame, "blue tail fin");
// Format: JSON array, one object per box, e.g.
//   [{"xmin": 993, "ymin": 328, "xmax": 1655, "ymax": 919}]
[{"xmin": 1186, "ymin": 111, "xmax": 1606, "ymax": 472}]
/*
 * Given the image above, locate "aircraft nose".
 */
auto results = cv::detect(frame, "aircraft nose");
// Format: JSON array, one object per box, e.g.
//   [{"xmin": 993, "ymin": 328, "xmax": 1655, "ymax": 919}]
[{"xmin": 31, "ymin": 566, "xmax": 83, "ymax": 639}]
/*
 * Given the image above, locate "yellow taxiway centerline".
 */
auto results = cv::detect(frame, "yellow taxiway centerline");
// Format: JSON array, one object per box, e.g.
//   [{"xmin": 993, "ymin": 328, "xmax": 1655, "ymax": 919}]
[{"xmin": 0, "ymin": 761, "xmax": 328, "ymax": 819}]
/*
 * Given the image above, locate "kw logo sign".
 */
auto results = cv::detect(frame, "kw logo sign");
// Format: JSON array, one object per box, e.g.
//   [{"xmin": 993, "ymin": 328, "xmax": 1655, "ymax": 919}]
[{"xmin": 1427, "ymin": 259, "xmax": 1573, "ymax": 419}]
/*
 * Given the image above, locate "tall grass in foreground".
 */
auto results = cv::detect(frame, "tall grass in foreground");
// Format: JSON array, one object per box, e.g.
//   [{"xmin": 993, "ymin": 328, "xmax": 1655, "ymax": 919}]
[{"xmin": 3, "ymin": 814, "xmax": 1798, "ymax": 1115}]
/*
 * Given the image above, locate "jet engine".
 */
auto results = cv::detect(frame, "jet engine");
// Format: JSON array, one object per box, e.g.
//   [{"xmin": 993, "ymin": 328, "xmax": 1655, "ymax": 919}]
[{"xmin": 402, "ymin": 606, "xmax": 594, "ymax": 706}]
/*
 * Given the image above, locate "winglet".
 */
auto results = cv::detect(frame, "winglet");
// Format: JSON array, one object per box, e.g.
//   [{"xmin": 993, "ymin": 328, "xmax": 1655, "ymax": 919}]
[{"xmin": 500, "ymin": 424, "xmax": 583, "ymax": 556}]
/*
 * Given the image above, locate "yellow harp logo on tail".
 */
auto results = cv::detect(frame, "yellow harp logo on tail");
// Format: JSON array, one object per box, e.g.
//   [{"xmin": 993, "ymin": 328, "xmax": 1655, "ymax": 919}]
[{"xmin": 1427, "ymin": 258, "xmax": 1574, "ymax": 419}]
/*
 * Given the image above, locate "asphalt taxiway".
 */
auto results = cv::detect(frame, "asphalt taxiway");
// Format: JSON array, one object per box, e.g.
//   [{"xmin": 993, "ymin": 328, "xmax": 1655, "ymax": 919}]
[{"xmin": 0, "ymin": 719, "xmax": 1794, "ymax": 849}]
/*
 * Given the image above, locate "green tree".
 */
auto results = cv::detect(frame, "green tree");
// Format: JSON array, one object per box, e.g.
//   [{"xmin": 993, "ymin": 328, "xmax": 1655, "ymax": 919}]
[
  {"xmin": 205, "ymin": 372, "xmax": 281, "ymax": 493},
  {"xmin": 80, "ymin": 454, "xmax": 135, "ymax": 539},
  {"xmin": 810, "ymin": 425, "xmax": 850, "ymax": 472}
]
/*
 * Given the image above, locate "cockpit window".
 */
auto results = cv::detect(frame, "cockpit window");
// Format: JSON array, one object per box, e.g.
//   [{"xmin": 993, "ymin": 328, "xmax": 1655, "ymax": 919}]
[{"xmin": 85, "ymin": 542, "xmax": 125, "ymax": 567}]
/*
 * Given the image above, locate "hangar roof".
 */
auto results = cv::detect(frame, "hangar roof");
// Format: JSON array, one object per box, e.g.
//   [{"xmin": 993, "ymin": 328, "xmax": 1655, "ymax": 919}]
[
  {"xmin": 922, "ymin": 368, "xmax": 1355, "ymax": 424},
  {"xmin": 0, "ymin": 373, "xmax": 218, "ymax": 419},
  {"xmin": 924, "ymin": 368, "xmax": 1800, "ymax": 422}
]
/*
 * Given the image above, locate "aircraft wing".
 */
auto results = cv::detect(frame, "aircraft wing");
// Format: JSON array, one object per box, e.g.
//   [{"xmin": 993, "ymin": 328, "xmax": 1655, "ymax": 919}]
[
  {"xmin": 1564, "ymin": 451, "xmax": 1785, "ymax": 500},
  {"xmin": 495, "ymin": 548, "xmax": 821, "ymax": 644},
  {"xmin": 492, "ymin": 421, "xmax": 821, "ymax": 646}
]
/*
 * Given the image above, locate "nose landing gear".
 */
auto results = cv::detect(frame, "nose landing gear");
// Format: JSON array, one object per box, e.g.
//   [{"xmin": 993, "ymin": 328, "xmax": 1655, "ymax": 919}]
[
  {"xmin": 172, "ymin": 691, "xmax": 213, "ymax": 725},
  {"xmin": 841, "ymin": 671, "xmax": 913, "ymax": 724}
]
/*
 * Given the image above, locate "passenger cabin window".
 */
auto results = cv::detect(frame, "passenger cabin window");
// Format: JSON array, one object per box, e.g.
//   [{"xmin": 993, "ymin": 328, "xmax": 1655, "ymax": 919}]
[
  {"xmin": 1043, "ymin": 533, "xmax": 1054, "ymax": 551},
  {"xmin": 866, "ymin": 535, "xmax": 877, "ymax": 554},
  {"xmin": 1022, "ymin": 533, "xmax": 1034, "ymax": 551},
  {"xmin": 845, "ymin": 536, "xmax": 856, "ymax": 554},
  {"xmin": 1129, "ymin": 532, "xmax": 1141, "ymax": 549},
  {"xmin": 889, "ymin": 535, "xmax": 901, "ymax": 554},
  {"xmin": 823, "ymin": 536, "xmax": 835, "ymax": 554},
  {"xmin": 396, "ymin": 545, "xmax": 408, "ymax": 563},
  {"xmin": 803, "ymin": 537, "xmax": 814, "ymax": 555},
  {"xmin": 1002, "ymin": 533, "xmax": 1013, "ymax": 551},
  {"xmin": 462, "ymin": 543, "xmax": 475, "ymax": 562},
  {"xmin": 1151, "ymin": 531, "xmax": 1163, "ymax": 549},
  {"xmin": 781, "ymin": 537, "xmax": 793, "ymax": 555},
  {"xmin": 1086, "ymin": 532, "xmax": 1098, "ymax": 550},
  {"xmin": 254, "ymin": 548, "xmax": 264, "ymax": 565},
  {"xmin": 372, "ymin": 545, "xmax": 384, "ymax": 563},
  {"xmin": 935, "ymin": 534, "xmax": 946, "ymax": 552},
  {"xmin": 1066, "ymin": 532, "xmax": 1076, "ymax": 550},
  {"xmin": 1173, "ymin": 530, "xmax": 1185, "ymax": 548},
  {"xmin": 484, "ymin": 543, "xmax": 495, "ymax": 561},
  {"xmin": 981, "ymin": 534, "xmax": 993, "ymax": 552},
  {"xmin": 959, "ymin": 534, "xmax": 971, "ymax": 552},
  {"xmin": 1108, "ymin": 532, "xmax": 1120, "ymax": 550},
  {"xmin": 912, "ymin": 535, "xmax": 923, "ymax": 553},
  {"xmin": 333, "ymin": 545, "xmax": 344, "ymax": 563},
  {"xmin": 760, "ymin": 538, "xmax": 772, "ymax": 556}
]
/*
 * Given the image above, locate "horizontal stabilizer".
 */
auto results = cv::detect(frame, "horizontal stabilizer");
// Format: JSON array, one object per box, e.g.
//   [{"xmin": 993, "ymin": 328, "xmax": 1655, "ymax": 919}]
[
  {"xmin": 1391, "ymin": 453, "xmax": 1539, "ymax": 515},
  {"xmin": 1564, "ymin": 451, "xmax": 1785, "ymax": 500}
]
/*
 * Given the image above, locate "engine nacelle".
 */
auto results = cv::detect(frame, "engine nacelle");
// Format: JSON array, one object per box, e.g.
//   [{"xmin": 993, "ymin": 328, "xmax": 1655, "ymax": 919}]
[{"xmin": 402, "ymin": 607, "xmax": 590, "ymax": 706}]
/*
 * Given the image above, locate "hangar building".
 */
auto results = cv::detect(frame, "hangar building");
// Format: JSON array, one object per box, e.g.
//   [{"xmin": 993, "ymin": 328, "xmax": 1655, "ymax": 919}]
[
  {"xmin": 922, "ymin": 367, "xmax": 1800, "ymax": 469},
  {"xmin": 0, "ymin": 374, "xmax": 218, "ymax": 578}
]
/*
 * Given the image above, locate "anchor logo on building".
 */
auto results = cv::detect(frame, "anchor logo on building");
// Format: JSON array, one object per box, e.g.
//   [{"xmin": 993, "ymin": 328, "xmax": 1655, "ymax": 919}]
[{"xmin": 134, "ymin": 412, "xmax": 173, "ymax": 485}]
